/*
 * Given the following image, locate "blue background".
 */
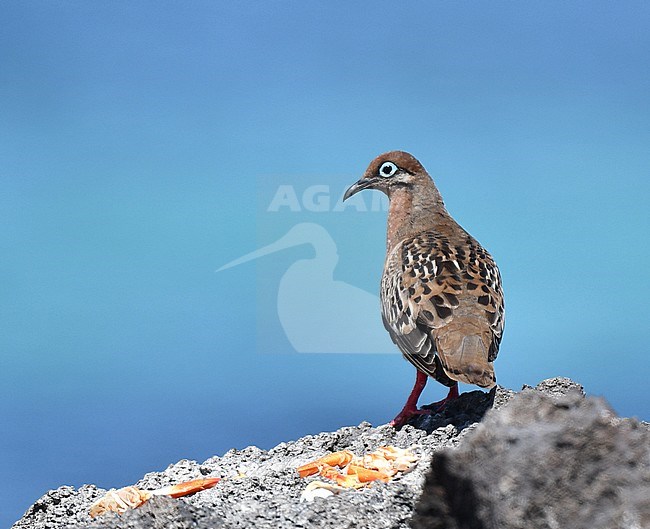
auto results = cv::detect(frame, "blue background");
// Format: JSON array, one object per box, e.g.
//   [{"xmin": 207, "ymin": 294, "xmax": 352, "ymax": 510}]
[{"xmin": 2, "ymin": 2, "xmax": 649, "ymax": 526}]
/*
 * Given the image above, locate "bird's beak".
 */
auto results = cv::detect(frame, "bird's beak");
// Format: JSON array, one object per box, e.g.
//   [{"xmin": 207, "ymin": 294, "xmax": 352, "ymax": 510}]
[{"xmin": 343, "ymin": 178, "xmax": 377, "ymax": 201}]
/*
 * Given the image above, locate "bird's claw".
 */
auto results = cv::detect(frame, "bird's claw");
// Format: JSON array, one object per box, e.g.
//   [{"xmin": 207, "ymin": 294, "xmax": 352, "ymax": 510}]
[
  {"xmin": 390, "ymin": 385, "xmax": 460, "ymax": 428},
  {"xmin": 389, "ymin": 407, "xmax": 434, "ymax": 428},
  {"xmin": 420, "ymin": 385, "xmax": 460, "ymax": 415}
]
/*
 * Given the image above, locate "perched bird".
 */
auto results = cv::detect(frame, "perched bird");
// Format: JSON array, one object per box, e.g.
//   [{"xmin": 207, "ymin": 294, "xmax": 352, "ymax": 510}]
[{"xmin": 343, "ymin": 151, "xmax": 505, "ymax": 427}]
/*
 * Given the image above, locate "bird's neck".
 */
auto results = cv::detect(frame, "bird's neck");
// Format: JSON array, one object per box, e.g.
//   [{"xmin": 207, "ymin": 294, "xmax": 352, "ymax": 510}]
[{"xmin": 386, "ymin": 184, "xmax": 451, "ymax": 252}]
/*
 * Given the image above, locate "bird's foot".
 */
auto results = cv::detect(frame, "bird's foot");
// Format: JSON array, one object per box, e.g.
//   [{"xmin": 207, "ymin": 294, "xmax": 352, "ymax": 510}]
[
  {"xmin": 389, "ymin": 406, "xmax": 433, "ymax": 428},
  {"xmin": 422, "ymin": 384, "xmax": 460, "ymax": 414},
  {"xmin": 390, "ymin": 385, "xmax": 460, "ymax": 428}
]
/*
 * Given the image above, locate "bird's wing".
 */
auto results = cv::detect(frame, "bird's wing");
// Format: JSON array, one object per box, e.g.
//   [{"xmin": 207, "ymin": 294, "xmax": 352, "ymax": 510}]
[
  {"xmin": 380, "ymin": 239, "xmax": 450, "ymax": 383},
  {"xmin": 381, "ymin": 232, "xmax": 505, "ymax": 379},
  {"xmin": 475, "ymin": 248, "xmax": 505, "ymax": 362}
]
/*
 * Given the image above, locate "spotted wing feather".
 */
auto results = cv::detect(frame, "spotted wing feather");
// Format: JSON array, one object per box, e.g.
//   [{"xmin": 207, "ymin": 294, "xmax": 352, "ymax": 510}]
[{"xmin": 381, "ymin": 231, "xmax": 504, "ymax": 386}]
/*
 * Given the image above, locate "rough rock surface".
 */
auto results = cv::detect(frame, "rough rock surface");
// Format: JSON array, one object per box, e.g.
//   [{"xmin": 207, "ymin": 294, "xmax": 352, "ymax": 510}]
[
  {"xmin": 11, "ymin": 378, "xmax": 649, "ymax": 529},
  {"xmin": 411, "ymin": 380, "xmax": 650, "ymax": 529}
]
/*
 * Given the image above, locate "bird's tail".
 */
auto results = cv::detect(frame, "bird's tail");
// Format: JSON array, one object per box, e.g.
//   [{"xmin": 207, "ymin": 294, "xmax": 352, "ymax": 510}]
[{"xmin": 435, "ymin": 323, "xmax": 496, "ymax": 388}]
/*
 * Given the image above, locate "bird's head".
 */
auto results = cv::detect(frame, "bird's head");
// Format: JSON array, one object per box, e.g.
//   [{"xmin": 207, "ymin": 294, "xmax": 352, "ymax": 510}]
[{"xmin": 343, "ymin": 151, "xmax": 431, "ymax": 201}]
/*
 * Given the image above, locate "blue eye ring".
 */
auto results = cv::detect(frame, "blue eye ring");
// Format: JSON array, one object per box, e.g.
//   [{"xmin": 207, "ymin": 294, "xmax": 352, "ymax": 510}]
[{"xmin": 379, "ymin": 161, "xmax": 398, "ymax": 177}]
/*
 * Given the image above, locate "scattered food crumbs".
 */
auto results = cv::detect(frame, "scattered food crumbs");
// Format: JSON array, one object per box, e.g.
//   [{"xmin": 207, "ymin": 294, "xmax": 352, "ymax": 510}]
[
  {"xmin": 299, "ymin": 481, "xmax": 348, "ymax": 502},
  {"xmin": 296, "ymin": 446, "xmax": 417, "ymax": 498},
  {"xmin": 89, "ymin": 477, "xmax": 219, "ymax": 518}
]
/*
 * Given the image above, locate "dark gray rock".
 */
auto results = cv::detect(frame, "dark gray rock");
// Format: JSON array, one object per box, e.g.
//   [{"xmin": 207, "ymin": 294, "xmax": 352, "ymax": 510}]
[
  {"xmin": 85, "ymin": 496, "xmax": 225, "ymax": 529},
  {"xmin": 10, "ymin": 387, "xmax": 505, "ymax": 529},
  {"xmin": 12, "ymin": 378, "xmax": 647, "ymax": 529},
  {"xmin": 15, "ymin": 485, "xmax": 106, "ymax": 529},
  {"xmin": 411, "ymin": 386, "xmax": 650, "ymax": 529},
  {"xmin": 522, "ymin": 376, "xmax": 586, "ymax": 399}
]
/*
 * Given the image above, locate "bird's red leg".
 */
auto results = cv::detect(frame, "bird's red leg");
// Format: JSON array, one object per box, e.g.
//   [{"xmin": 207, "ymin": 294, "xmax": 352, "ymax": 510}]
[
  {"xmin": 389, "ymin": 370, "xmax": 430, "ymax": 427},
  {"xmin": 428, "ymin": 383, "xmax": 459, "ymax": 412},
  {"xmin": 390, "ymin": 372, "xmax": 459, "ymax": 428}
]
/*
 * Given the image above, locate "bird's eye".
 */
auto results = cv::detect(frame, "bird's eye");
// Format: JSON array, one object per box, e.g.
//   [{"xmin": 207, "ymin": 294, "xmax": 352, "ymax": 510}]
[{"xmin": 379, "ymin": 161, "xmax": 398, "ymax": 178}]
